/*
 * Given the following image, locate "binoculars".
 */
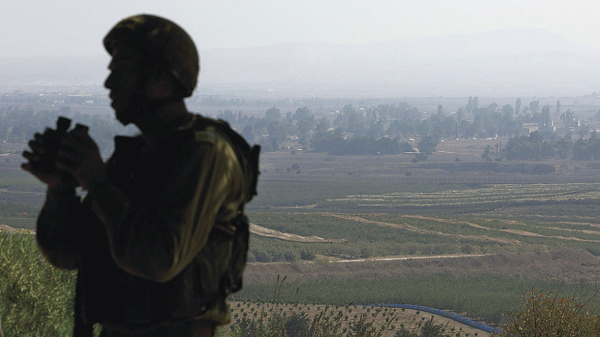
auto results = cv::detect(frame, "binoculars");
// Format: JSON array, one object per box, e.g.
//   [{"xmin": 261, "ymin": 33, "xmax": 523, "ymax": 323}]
[{"xmin": 38, "ymin": 117, "xmax": 89, "ymax": 172}]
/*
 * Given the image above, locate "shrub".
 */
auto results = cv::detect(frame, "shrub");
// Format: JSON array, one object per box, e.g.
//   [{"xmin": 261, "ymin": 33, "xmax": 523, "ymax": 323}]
[
  {"xmin": 360, "ymin": 247, "xmax": 374, "ymax": 258},
  {"xmin": 300, "ymin": 250, "xmax": 316, "ymax": 261},
  {"xmin": 0, "ymin": 233, "xmax": 79, "ymax": 336},
  {"xmin": 494, "ymin": 289, "xmax": 600, "ymax": 336},
  {"xmin": 284, "ymin": 251, "xmax": 300, "ymax": 262},
  {"xmin": 253, "ymin": 249, "xmax": 272, "ymax": 262},
  {"xmin": 270, "ymin": 250, "xmax": 285, "ymax": 262}
]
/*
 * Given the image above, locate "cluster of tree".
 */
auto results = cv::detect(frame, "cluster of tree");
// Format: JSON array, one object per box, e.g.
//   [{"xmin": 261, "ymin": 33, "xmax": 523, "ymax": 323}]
[
  {"xmin": 560, "ymin": 109, "xmax": 579, "ymax": 128},
  {"xmin": 572, "ymin": 135, "xmax": 600, "ymax": 160},
  {"xmin": 216, "ymin": 104, "xmax": 426, "ymax": 154},
  {"xmin": 312, "ymin": 132, "xmax": 414, "ymax": 155},
  {"xmin": 493, "ymin": 130, "xmax": 600, "ymax": 161},
  {"xmin": 503, "ymin": 131, "xmax": 561, "ymax": 160},
  {"xmin": 351, "ymin": 98, "xmax": 562, "ymax": 144},
  {"xmin": 218, "ymin": 104, "xmax": 422, "ymax": 154},
  {"xmin": 214, "ymin": 98, "xmax": 574, "ymax": 157}
]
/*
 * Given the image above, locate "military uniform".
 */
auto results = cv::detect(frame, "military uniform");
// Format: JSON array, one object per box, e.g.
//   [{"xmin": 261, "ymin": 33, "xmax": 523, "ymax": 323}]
[{"xmin": 36, "ymin": 114, "xmax": 246, "ymax": 335}]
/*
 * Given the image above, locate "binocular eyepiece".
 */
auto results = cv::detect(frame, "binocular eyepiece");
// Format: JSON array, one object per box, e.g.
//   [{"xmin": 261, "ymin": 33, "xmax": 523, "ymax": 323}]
[{"xmin": 55, "ymin": 116, "xmax": 89, "ymax": 134}]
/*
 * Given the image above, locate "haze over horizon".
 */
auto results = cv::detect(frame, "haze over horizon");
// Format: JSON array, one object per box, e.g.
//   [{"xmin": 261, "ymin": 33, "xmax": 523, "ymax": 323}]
[
  {"xmin": 1, "ymin": 1, "xmax": 599, "ymax": 97},
  {"xmin": 3, "ymin": 0, "xmax": 600, "ymax": 57},
  {"xmin": 1, "ymin": 27, "xmax": 598, "ymax": 98}
]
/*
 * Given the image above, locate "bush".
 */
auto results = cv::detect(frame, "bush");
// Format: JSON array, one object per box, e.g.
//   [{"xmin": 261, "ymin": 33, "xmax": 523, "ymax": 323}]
[
  {"xmin": 360, "ymin": 247, "xmax": 374, "ymax": 258},
  {"xmin": 494, "ymin": 289, "xmax": 600, "ymax": 336},
  {"xmin": 271, "ymin": 250, "xmax": 285, "ymax": 262},
  {"xmin": 253, "ymin": 249, "xmax": 272, "ymax": 262},
  {"xmin": 284, "ymin": 251, "xmax": 301, "ymax": 262},
  {"xmin": 0, "ymin": 232, "xmax": 79, "ymax": 336},
  {"xmin": 300, "ymin": 250, "xmax": 316, "ymax": 261}
]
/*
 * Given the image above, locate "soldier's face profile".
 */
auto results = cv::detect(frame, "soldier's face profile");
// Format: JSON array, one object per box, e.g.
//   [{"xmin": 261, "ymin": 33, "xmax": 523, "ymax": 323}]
[{"xmin": 104, "ymin": 46, "xmax": 143, "ymax": 124}]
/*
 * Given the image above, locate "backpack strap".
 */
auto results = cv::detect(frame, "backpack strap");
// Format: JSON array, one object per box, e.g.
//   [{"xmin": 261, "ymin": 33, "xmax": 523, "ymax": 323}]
[
  {"xmin": 194, "ymin": 116, "xmax": 260, "ymax": 202},
  {"xmin": 193, "ymin": 116, "xmax": 259, "ymax": 296}
]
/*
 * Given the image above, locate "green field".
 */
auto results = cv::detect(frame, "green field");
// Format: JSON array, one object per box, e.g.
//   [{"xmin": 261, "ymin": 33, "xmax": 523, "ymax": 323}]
[{"xmin": 246, "ymin": 181, "xmax": 600, "ymax": 261}]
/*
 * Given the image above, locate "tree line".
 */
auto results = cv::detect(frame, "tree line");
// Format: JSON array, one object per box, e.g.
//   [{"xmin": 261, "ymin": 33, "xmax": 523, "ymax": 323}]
[
  {"xmin": 218, "ymin": 97, "xmax": 593, "ymax": 157},
  {"xmin": 3, "ymin": 96, "xmax": 598, "ymax": 159},
  {"xmin": 482, "ymin": 130, "xmax": 600, "ymax": 161}
]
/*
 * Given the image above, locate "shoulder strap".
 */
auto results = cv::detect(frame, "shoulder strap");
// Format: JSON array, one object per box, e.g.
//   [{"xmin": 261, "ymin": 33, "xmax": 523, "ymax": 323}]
[
  {"xmin": 193, "ymin": 116, "xmax": 257, "ymax": 296},
  {"xmin": 194, "ymin": 115, "xmax": 260, "ymax": 202}
]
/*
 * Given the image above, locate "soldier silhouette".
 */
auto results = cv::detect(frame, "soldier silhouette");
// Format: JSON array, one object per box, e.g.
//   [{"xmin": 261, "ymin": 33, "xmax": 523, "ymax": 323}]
[{"xmin": 22, "ymin": 14, "xmax": 259, "ymax": 337}]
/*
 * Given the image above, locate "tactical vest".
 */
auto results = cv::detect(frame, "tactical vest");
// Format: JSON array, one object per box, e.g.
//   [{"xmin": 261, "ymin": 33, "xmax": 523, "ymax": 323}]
[{"xmin": 74, "ymin": 115, "xmax": 259, "ymax": 336}]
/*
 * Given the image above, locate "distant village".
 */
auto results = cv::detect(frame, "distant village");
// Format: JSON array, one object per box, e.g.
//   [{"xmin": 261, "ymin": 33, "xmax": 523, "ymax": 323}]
[{"xmin": 1, "ymin": 89, "xmax": 110, "ymax": 107}]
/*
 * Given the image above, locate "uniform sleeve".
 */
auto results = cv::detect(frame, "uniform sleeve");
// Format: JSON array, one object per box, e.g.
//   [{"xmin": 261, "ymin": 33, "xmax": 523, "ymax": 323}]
[
  {"xmin": 36, "ymin": 187, "xmax": 85, "ymax": 270},
  {"xmin": 90, "ymin": 130, "xmax": 245, "ymax": 283}
]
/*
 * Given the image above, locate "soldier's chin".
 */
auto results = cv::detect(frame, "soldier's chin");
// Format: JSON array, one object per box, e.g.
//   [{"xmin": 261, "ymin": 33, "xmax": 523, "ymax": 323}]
[{"xmin": 115, "ymin": 110, "xmax": 135, "ymax": 125}]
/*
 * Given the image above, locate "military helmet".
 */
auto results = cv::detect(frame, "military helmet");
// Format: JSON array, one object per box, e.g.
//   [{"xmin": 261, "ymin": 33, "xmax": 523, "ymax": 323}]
[{"xmin": 103, "ymin": 14, "xmax": 199, "ymax": 97}]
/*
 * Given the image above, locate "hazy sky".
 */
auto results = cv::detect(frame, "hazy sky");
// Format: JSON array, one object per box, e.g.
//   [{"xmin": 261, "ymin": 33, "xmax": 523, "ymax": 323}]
[{"xmin": 2, "ymin": 0, "xmax": 599, "ymax": 57}]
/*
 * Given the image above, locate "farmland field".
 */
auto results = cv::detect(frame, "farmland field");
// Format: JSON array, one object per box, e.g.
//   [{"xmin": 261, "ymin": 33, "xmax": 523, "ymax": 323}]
[
  {"xmin": 236, "ymin": 149, "xmax": 600, "ymax": 334},
  {"xmin": 3, "ymin": 144, "xmax": 600, "ymax": 335}
]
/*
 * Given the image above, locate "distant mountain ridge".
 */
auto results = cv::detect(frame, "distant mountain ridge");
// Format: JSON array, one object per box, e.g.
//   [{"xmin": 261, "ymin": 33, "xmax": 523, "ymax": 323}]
[{"xmin": 1, "ymin": 28, "xmax": 599, "ymax": 97}]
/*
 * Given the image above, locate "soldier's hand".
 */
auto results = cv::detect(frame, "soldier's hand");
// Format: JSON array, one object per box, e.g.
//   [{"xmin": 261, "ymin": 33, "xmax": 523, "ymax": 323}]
[
  {"xmin": 56, "ymin": 128, "xmax": 107, "ymax": 190},
  {"xmin": 22, "ymin": 132, "xmax": 76, "ymax": 189}
]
